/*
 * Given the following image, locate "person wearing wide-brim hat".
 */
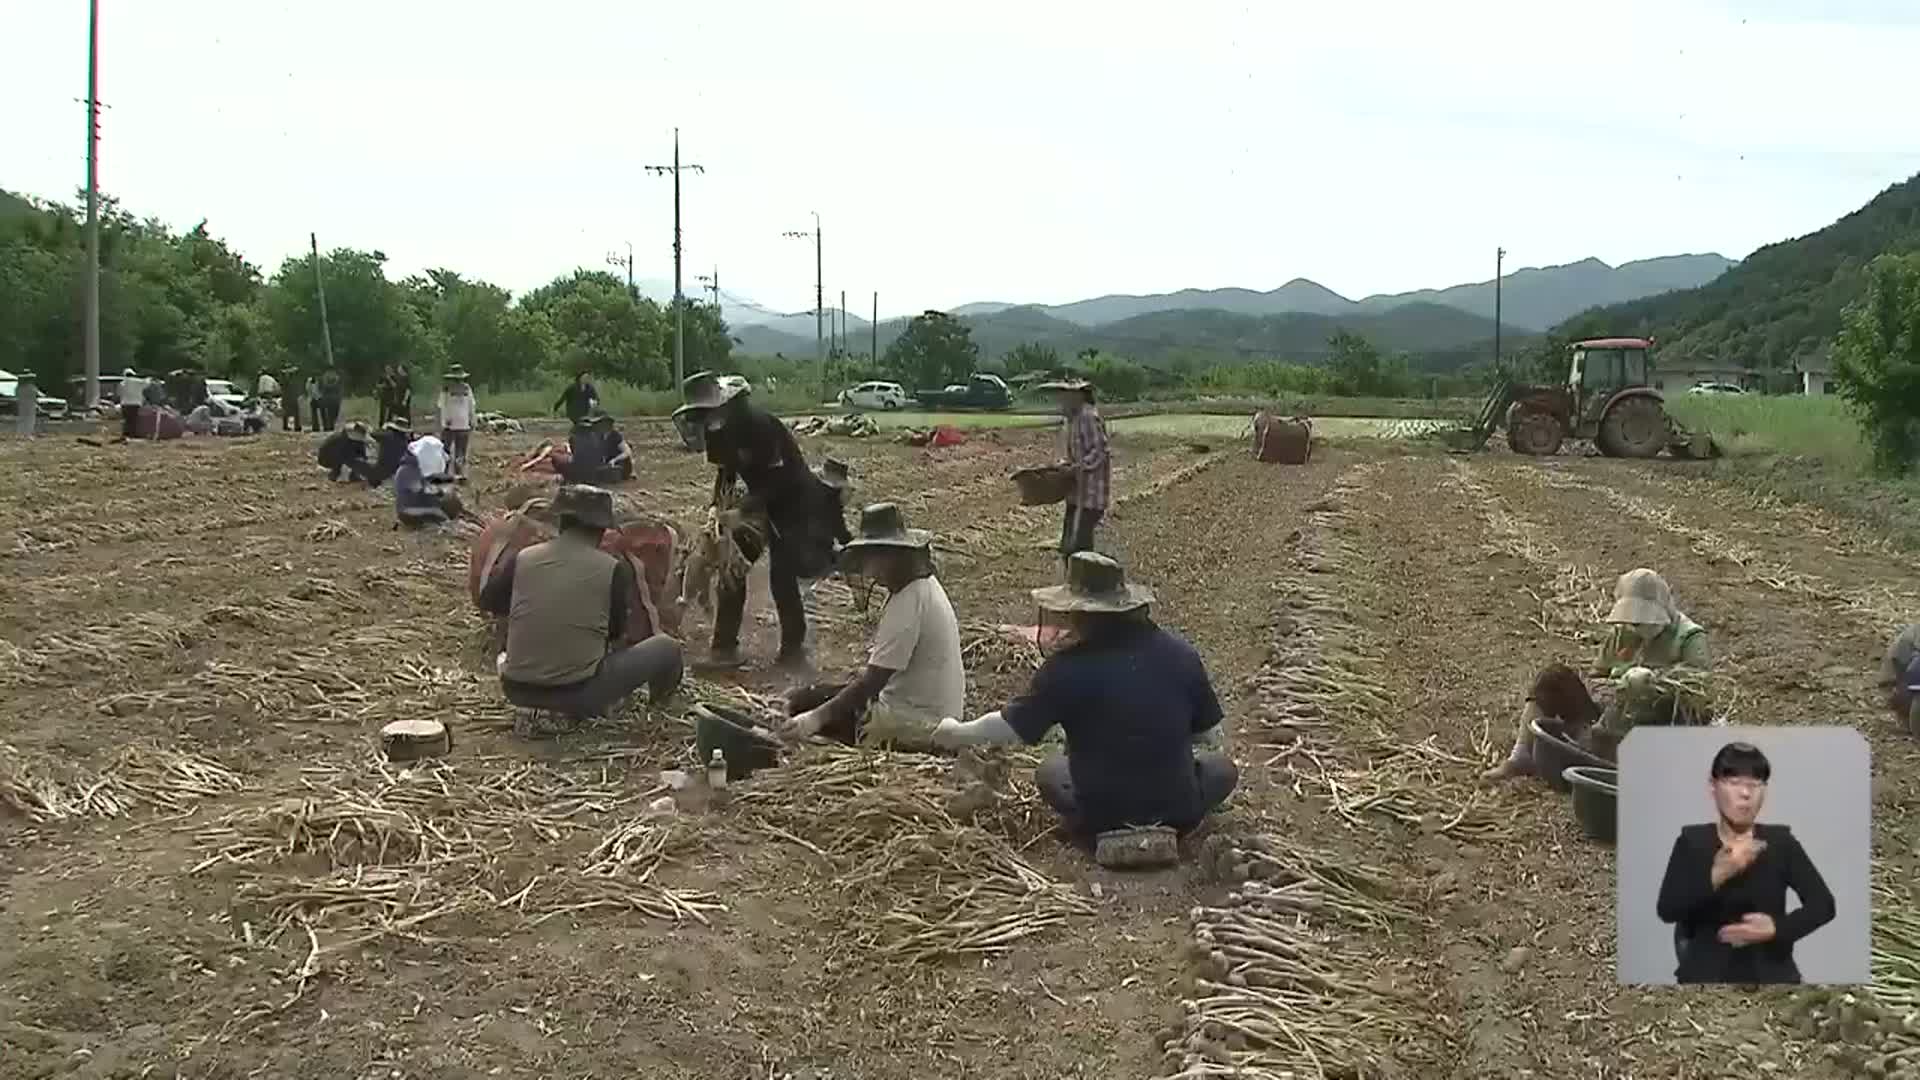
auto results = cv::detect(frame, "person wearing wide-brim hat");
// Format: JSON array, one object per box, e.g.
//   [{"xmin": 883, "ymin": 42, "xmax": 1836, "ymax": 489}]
[
  {"xmin": 812, "ymin": 457, "xmax": 855, "ymax": 552},
  {"xmin": 436, "ymin": 366, "xmax": 478, "ymax": 478},
  {"xmin": 365, "ymin": 418, "xmax": 414, "ymax": 489},
  {"xmin": 479, "ymin": 483, "xmax": 684, "ymax": 733},
  {"xmin": 679, "ymin": 370, "xmax": 827, "ymax": 672},
  {"xmin": 1034, "ymin": 378, "xmax": 1110, "ymax": 572},
  {"xmin": 1485, "ymin": 567, "xmax": 1710, "ymax": 783},
  {"xmin": 781, "ymin": 503, "xmax": 965, "ymax": 747},
  {"xmin": 933, "ymin": 550, "xmax": 1238, "ymax": 845},
  {"xmin": 559, "ymin": 408, "xmax": 634, "ymax": 486},
  {"xmin": 316, "ymin": 420, "xmax": 378, "ymax": 484}
]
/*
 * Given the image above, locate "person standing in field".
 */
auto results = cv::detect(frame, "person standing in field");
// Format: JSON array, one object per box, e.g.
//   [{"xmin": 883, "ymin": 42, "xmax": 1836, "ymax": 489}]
[
  {"xmin": 555, "ymin": 371, "xmax": 599, "ymax": 427},
  {"xmin": 437, "ymin": 366, "xmax": 477, "ymax": 478},
  {"xmin": 1038, "ymin": 378, "xmax": 1110, "ymax": 570},
  {"xmin": 316, "ymin": 367, "xmax": 344, "ymax": 432},
  {"xmin": 255, "ymin": 369, "xmax": 281, "ymax": 408},
  {"xmin": 675, "ymin": 370, "xmax": 828, "ymax": 671},
  {"xmin": 305, "ymin": 373, "xmax": 321, "ymax": 430},
  {"xmin": 280, "ymin": 367, "xmax": 303, "ymax": 431},
  {"xmin": 116, "ymin": 368, "xmax": 147, "ymax": 440}
]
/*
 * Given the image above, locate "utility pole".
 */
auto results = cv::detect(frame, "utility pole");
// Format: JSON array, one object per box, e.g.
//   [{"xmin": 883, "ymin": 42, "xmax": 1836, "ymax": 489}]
[
  {"xmin": 783, "ymin": 213, "xmax": 823, "ymax": 367},
  {"xmin": 645, "ymin": 129, "xmax": 704, "ymax": 386},
  {"xmin": 311, "ymin": 233, "xmax": 336, "ymax": 371},
  {"xmin": 605, "ymin": 242, "xmax": 634, "ymax": 298},
  {"xmin": 839, "ymin": 290, "xmax": 847, "ymax": 357},
  {"xmin": 1494, "ymin": 247, "xmax": 1505, "ymax": 369},
  {"xmin": 871, "ymin": 292, "xmax": 878, "ymax": 361},
  {"xmin": 694, "ymin": 266, "xmax": 720, "ymax": 309},
  {"xmin": 82, "ymin": 0, "xmax": 102, "ymax": 407}
]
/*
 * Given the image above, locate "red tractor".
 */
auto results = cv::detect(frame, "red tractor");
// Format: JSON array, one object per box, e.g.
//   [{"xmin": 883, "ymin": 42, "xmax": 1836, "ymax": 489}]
[{"xmin": 1455, "ymin": 337, "xmax": 1715, "ymax": 458}]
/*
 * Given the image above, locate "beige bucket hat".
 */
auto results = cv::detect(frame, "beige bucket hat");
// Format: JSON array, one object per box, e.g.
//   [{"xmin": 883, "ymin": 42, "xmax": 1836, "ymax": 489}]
[
  {"xmin": 1032, "ymin": 551, "xmax": 1154, "ymax": 614},
  {"xmin": 1606, "ymin": 567, "xmax": 1675, "ymax": 626}
]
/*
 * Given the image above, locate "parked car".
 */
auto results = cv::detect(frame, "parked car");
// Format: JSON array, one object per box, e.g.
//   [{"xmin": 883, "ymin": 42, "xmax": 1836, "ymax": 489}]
[
  {"xmin": 0, "ymin": 370, "xmax": 71, "ymax": 421},
  {"xmin": 204, "ymin": 379, "xmax": 250, "ymax": 409},
  {"xmin": 1687, "ymin": 382, "xmax": 1745, "ymax": 396},
  {"xmin": 838, "ymin": 380, "xmax": 908, "ymax": 410},
  {"xmin": 912, "ymin": 373, "xmax": 1012, "ymax": 411},
  {"xmin": 68, "ymin": 374, "xmax": 126, "ymax": 406}
]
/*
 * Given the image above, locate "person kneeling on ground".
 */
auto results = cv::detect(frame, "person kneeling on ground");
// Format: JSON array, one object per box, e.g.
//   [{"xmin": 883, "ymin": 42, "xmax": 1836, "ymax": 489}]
[
  {"xmin": 932, "ymin": 551, "xmax": 1238, "ymax": 840},
  {"xmin": 781, "ymin": 503, "xmax": 964, "ymax": 745},
  {"xmin": 318, "ymin": 421, "xmax": 376, "ymax": 483},
  {"xmin": 562, "ymin": 411, "xmax": 634, "ymax": 485},
  {"xmin": 477, "ymin": 484, "xmax": 683, "ymax": 728},
  {"xmin": 1879, "ymin": 624, "xmax": 1920, "ymax": 733},
  {"xmin": 1484, "ymin": 567, "xmax": 1709, "ymax": 783},
  {"xmin": 394, "ymin": 435, "xmax": 460, "ymax": 528},
  {"xmin": 366, "ymin": 419, "xmax": 412, "ymax": 488}
]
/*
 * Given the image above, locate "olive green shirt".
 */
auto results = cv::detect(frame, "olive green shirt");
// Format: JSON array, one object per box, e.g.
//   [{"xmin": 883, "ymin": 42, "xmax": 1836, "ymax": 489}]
[{"xmin": 1588, "ymin": 614, "xmax": 1709, "ymax": 680}]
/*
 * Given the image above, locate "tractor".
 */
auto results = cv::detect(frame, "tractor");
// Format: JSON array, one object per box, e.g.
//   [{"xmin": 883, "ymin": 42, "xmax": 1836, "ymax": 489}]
[{"xmin": 1453, "ymin": 337, "xmax": 1717, "ymax": 459}]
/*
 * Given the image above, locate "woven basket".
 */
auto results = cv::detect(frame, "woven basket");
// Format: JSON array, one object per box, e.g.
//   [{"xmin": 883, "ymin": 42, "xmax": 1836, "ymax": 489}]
[
  {"xmin": 1011, "ymin": 465, "xmax": 1075, "ymax": 506},
  {"xmin": 1094, "ymin": 825, "xmax": 1179, "ymax": 869}
]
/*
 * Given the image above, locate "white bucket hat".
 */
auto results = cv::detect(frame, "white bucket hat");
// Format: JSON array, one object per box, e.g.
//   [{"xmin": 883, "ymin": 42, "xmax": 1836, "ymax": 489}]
[{"xmin": 1606, "ymin": 568, "xmax": 1675, "ymax": 626}]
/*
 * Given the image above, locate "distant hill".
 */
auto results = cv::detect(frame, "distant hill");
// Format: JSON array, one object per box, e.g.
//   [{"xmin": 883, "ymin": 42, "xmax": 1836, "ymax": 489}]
[
  {"xmin": 733, "ymin": 300, "xmax": 1535, "ymax": 369},
  {"xmin": 940, "ymin": 254, "xmax": 1733, "ymax": 333},
  {"xmin": 1557, "ymin": 172, "xmax": 1920, "ymax": 371}
]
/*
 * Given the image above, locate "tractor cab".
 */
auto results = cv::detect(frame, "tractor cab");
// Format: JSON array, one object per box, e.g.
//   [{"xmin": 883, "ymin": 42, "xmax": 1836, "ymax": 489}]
[
  {"xmin": 1453, "ymin": 335, "xmax": 1709, "ymax": 459},
  {"xmin": 1569, "ymin": 337, "xmax": 1652, "ymax": 409}
]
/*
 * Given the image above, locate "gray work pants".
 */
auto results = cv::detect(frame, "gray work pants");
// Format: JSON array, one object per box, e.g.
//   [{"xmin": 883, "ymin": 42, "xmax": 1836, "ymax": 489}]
[
  {"xmin": 1035, "ymin": 750, "xmax": 1238, "ymax": 836},
  {"xmin": 501, "ymin": 634, "xmax": 684, "ymax": 718}
]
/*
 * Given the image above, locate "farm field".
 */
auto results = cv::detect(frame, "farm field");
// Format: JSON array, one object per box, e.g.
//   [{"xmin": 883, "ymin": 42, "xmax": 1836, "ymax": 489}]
[{"xmin": 3, "ymin": 422, "xmax": 1918, "ymax": 1079}]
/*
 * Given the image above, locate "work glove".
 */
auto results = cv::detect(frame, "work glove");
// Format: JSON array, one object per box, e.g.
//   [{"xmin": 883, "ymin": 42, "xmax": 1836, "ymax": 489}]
[{"xmin": 933, "ymin": 717, "xmax": 965, "ymax": 750}]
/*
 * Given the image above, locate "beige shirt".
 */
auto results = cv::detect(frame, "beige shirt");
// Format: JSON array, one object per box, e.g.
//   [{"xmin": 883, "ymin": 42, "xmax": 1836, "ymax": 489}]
[{"xmin": 868, "ymin": 575, "xmax": 965, "ymax": 726}]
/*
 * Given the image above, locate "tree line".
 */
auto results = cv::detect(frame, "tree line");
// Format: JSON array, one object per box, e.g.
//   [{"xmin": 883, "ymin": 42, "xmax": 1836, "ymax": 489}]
[{"xmin": 0, "ymin": 190, "xmax": 730, "ymax": 397}]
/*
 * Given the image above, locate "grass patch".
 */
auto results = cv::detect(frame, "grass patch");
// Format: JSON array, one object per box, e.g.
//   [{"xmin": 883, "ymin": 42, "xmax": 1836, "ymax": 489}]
[{"xmin": 1665, "ymin": 394, "xmax": 1871, "ymax": 473}]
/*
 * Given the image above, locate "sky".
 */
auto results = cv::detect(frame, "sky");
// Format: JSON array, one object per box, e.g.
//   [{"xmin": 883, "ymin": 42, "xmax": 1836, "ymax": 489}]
[{"xmin": 6, "ymin": 0, "xmax": 1920, "ymax": 320}]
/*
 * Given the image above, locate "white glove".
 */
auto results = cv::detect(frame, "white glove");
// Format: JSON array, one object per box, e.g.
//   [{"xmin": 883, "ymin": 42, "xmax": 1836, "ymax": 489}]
[
  {"xmin": 933, "ymin": 717, "xmax": 965, "ymax": 749},
  {"xmin": 1623, "ymin": 666, "xmax": 1655, "ymax": 691},
  {"xmin": 783, "ymin": 707, "xmax": 829, "ymax": 741}
]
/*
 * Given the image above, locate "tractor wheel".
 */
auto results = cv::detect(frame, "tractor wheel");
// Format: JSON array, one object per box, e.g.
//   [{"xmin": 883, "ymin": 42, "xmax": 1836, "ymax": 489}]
[
  {"xmin": 1597, "ymin": 396, "xmax": 1669, "ymax": 458},
  {"xmin": 1506, "ymin": 406, "xmax": 1564, "ymax": 456}
]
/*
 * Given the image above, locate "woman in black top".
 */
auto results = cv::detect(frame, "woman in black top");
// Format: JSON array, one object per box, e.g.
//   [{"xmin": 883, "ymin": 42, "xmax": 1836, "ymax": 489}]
[{"xmin": 1655, "ymin": 742, "xmax": 1835, "ymax": 984}]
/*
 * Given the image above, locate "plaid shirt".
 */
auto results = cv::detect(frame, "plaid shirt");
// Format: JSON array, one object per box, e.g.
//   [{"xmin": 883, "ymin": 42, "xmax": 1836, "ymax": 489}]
[{"xmin": 1064, "ymin": 405, "xmax": 1111, "ymax": 511}]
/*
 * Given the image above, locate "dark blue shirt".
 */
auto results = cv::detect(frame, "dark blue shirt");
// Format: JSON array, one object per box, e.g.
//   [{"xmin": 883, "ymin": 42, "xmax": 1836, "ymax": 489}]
[{"xmin": 1003, "ymin": 621, "xmax": 1223, "ymax": 833}]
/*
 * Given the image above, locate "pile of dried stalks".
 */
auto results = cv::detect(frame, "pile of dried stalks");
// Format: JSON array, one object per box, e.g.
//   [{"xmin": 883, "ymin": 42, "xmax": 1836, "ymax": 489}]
[
  {"xmin": 959, "ymin": 620, "xmax": 1043, "ymax": 676},
  {"xmin": 1, "ymin": 742, "xmax": 247, "ymax": 822},
  {"xmin": 740, "ymin": 746, "xmax": 1085, "ymax": 963},
  {"xmin": 679, "ymin": 490, "xmax": 764, "ymax": 612},
  {"xmin": 192, "ymin": 754, "xmax": 722, "ymax": 949},
  {"xmin": 1160, "ymin": 837, "xmax": 1438, "ymax": 1078}
]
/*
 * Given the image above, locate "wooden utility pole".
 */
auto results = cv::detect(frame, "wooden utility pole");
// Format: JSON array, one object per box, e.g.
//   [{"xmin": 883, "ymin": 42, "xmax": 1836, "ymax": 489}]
[
  {"xmin": 871, "ymin": 292, "xmax": 878, "ymax": 361},
  {"xmin": 82, "ymin": 0, "xmax": 102, "ymax": 407},
  {"xmin": 645, "ymin": 129, "xmax": 705, "ymax": 386},
  {"xmin": 606, "ymin": 242, "xmax": 634, "ymax": 298},
  {"xmin": 1494, "ymin": 247, "xmax": 1505, "ymax": 368},
  {"xmin": 311, "ymin": 233, "xmax": 336, "ymax": 370}
]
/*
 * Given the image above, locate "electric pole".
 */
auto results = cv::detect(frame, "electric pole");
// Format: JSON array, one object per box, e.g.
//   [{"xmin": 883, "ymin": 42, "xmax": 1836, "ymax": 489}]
[
  {"xmin": 82, "ymin": 0, "xmax": 102, "ymax": 407},
  {"xmin": 311, "ymin": 233, "xmax": 336, "ymax": 371},
  {"xmin": 871, "ymin": 292, "xmax": 878, "ymax": 362},
  {"xmin": 695, "ymin": 266, "xmax": 720, "ymax": 309},
  {"xmin": 605, "ymin": 242, "xmax": 634, "ymax": 298},
  {"xmin": 839, "ymin": 290, "xmax": 847, "ymax": 358},
  {"xmin": 783, "ymin": 212, "xmax": 823, "ymax": 367},
  {"xmin": 1493, "ymin": 247, "xmax": 1505, "ymax": 368},
  {"xmin": 644, "ymin": 129, "xmax": 704, "ymax": 386}
]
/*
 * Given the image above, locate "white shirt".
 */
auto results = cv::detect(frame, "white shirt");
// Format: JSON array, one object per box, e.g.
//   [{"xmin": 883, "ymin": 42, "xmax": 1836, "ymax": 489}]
[
  {"xmin": 256, "ymin": 373, "xmax": 281, "ymax": 397},
  {"xmin": 438, "ymin": 387, "xmax": 476, "ymax": 430},
  {"xmin": 119, "ymin": 375, "xmax": 148, "ymax": 405},
  {"xmin": 868, "ymin": 575, "xmax": 966, "ymax": 728}
]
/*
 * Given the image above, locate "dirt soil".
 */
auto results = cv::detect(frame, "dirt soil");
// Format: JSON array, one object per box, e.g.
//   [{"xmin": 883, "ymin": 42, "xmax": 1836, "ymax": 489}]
[{"xmin": 1, "ymin": 424, "xmax": 1913, "ymax": 1079}]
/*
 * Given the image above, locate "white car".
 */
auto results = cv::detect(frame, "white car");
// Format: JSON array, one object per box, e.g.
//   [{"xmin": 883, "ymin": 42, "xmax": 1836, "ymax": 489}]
[
  {"xmin": 204, "ymin": 379, "xmax": 250, "ymax": 409},
  {"xmin": 838, "ymin": 380, "xmax": 907, "ymax": 411},
  {"xmin": 1686, "ymin": 382, "xmax": 1744, "ymax": 396}
]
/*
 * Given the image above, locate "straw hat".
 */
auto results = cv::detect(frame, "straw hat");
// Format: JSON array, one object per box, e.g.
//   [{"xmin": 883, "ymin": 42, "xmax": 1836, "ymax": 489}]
[
  {"xmin": 345, "ymin": 421, "xmax": 370, "ymax": 443},
  {"xmin": 444, "ymin": 365, "xmax": 470, "ymax": 381},
  {"xmin": 552, "ymin": 484, "xmax": 615, "ymax": 530},
  {"xmin": 1032, "ymin": 551, "xmax": 1153, "ymax": 614},
  {"xmin": 841, "ymin": 503, "xmax": 932, "ymax": 554},
  {"xmin": 815, "ymin": 457, "xmax": 851, "ymax": 490},
  {"xmin": 673, "ymin": 370, "xmax": 750, "ymax": 420},
  {"xmin": 1606, "ymin": 568, "xmax": 1674, "ymax": 625}
]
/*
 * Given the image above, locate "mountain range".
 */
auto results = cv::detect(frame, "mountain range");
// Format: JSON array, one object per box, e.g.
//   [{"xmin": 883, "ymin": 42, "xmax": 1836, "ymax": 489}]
[{"xmin": 722, "ymin": 253, "xmax": 1735, "ymax": 364}]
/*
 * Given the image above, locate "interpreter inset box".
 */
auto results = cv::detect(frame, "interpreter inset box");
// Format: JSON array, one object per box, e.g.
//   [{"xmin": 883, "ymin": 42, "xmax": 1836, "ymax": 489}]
[{"xmin": 1615, "ymin": 726, "xmax": 1870, "ymax": 986}]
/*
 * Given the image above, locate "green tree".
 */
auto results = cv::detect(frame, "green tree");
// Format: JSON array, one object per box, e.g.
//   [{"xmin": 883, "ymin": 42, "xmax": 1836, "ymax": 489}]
[
  {"xmin": 1003, "ymin": 342, "xmax": 1060, "ymax": 376},
  {"xmin": 1832, "ymin": 253, "xmax": 1920, "ymax": 474},
  {"xmin": 884, "ymin": 310, "xmax": 978, "ymax": 390},
  {"xmin": 1325, "ymin": 330, "xmax": 1411, "ymax": 396},
  {"xmin": 660, "ymin": 298, "xmax": 733, "ymax": 376},
  {"xmin": 264, "ymin": 248, "xmax": 436, "ymax": 392},
  {"xmin": 520, "ymin": 269, "xmax": 669, "ymax": 387},
  {"xmin": 1082, "ymin": 355, "xmax": 1149, "ymax": 401}
]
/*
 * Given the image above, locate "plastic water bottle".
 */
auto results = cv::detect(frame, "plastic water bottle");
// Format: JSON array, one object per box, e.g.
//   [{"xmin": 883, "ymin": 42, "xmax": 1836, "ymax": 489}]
[{"xmin": 707, "ymin": 748, "xmax": 729, "ymax": 799}]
